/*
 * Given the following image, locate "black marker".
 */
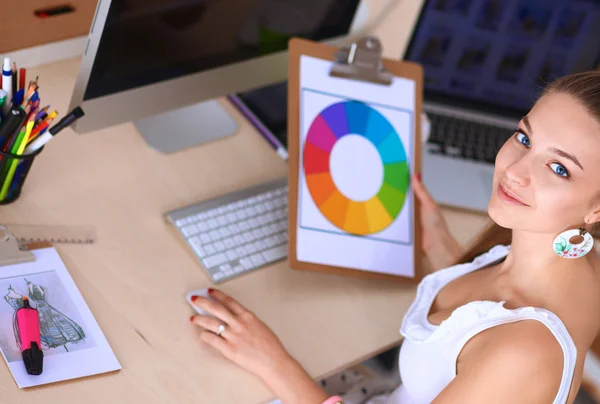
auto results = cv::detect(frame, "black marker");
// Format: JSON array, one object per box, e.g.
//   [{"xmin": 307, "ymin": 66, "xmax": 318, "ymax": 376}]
[{"xmin": 25, "ymin": 107, "xmax": 85, "ymax": 153}]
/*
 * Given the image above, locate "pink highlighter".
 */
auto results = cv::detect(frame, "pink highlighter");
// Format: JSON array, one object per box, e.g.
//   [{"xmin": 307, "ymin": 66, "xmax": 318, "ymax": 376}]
[{"xmin": 16, "ymin": 296, "xmax": 43, "ymax": 375}]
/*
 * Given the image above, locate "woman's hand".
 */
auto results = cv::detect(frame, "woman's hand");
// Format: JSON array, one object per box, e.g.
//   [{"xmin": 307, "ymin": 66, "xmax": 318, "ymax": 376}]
[
  {"xmin": 412, "ymin": 174, "xmax": 464, "ymax": 270},
  {"xmin": 190, "ymin": 289, "xmax": 328, "ymax": 404}
]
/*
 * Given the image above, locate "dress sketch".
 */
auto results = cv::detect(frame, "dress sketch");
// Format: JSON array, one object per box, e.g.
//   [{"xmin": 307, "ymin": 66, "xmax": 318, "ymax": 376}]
[{"xmin": 3, "ymin": 279, "xmax": 86, "ymax": 352}]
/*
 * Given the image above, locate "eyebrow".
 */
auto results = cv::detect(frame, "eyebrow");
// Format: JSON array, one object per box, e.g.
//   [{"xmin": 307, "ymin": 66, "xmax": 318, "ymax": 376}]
[
  {"xmin": 521, "ymin": 116, "xmax": 584, "ymax": 171},
  {"xmin": 549, "ymin": 147, "xmax": 584, "ymax": 171}
]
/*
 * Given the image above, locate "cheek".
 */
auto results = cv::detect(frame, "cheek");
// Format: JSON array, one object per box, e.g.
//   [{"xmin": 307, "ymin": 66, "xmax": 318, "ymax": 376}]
[{"xmin": 531, "ymin": 190, "xmax": 585, "ymax": 231}]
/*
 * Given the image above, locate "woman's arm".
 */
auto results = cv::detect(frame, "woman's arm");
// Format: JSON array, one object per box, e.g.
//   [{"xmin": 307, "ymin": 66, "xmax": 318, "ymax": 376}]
[
  {"xmin": 432, "ymin": 321, "xmax": 564, "ymax": 404},
  {"xmin": 190, "ymin": 288, "xmax": 328, "ymax": 404}
]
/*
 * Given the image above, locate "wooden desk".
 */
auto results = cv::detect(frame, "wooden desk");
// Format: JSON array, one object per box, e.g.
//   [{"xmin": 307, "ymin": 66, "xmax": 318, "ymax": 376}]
[{"xmin": 0, "ymin": 2, "xmax": 493, "ymax": 403}]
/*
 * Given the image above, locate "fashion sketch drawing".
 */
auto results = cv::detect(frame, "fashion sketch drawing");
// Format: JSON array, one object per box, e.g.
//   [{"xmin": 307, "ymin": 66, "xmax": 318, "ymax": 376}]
[{"xmin": 4, "ymin": 279, "xmax": 86, "ymax": 352}]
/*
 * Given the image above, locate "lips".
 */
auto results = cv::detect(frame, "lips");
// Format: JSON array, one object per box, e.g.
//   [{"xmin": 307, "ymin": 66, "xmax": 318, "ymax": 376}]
[{"xmin": 497, "ymin": 183, "xmax": 529, "ymax": 206}]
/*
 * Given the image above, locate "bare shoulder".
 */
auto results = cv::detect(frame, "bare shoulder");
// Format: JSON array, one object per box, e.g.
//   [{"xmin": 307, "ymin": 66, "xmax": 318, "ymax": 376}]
[{"xmin": 433, "ymin": 320, "xmax": 565, "ymax": 404}]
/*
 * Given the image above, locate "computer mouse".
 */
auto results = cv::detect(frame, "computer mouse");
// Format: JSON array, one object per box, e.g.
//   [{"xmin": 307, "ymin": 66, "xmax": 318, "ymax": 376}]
[{"xmin": 186, "ymin": 288, "xmax": 217, "ymax": 318}]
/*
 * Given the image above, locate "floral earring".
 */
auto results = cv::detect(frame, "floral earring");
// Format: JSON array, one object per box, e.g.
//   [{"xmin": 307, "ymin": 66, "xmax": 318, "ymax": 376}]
[{"xmin": 553, "ymin": 227, "xmax": 594, "ymax": 259}]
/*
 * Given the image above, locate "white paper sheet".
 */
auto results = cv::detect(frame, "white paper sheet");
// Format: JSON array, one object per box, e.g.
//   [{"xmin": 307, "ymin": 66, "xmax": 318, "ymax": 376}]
[
  {"xmin": 297, "ymin": 55, "xmax": 416, "ymax": 277},
  {"xmin": 0, "ymin": 247, "xmax": 121, "ymax": 388}
]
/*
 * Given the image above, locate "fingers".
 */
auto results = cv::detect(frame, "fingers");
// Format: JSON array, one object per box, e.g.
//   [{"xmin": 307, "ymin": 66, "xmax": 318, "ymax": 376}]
[
  {"xmin": 198, "ymin": 330, "xmax": 234, "ymax": 359},
  {"xmin": 192, "ymin": 295, "xmax": 239, "ymax": 329},
  {"xmin": 191, "ymin": 315, "xmax": 232, "ymax": 340},
  {"xmin": 207, "ymin": 288, "xmax": 247, "ymax": 316},
  {"xmin": 412, "ymin": 173, "xmax": 437, "ymax": 208}
]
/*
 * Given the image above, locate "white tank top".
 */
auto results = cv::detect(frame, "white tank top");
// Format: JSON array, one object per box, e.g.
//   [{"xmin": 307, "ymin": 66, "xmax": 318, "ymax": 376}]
[{"xmin": 385, "ymin": 245, "xmax": 577, "ymax": 404}]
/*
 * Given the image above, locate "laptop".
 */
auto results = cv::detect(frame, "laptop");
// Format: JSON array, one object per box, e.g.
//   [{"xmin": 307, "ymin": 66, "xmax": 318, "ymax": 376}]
[{"xmin": 403, "ymin": 0, "xmax": 600, "ymax": 211}]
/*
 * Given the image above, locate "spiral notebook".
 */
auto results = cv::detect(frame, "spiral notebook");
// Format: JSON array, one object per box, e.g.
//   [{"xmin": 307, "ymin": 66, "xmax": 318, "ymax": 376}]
[{"xmin": 0, "ymin": 231, "xmax": 120, "ymax": 388}]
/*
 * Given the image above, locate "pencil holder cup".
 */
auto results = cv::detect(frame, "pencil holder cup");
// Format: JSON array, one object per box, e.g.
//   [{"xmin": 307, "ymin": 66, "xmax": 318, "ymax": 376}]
[{"xmin": 0, "ymin": 146, "xmax": 44, "ymax": 205}]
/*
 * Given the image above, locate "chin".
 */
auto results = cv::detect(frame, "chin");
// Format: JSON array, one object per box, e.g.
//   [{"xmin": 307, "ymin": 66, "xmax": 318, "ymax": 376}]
[{"xmin": 487, "ymin": 195, "xmax": 518, "ymax": 230}]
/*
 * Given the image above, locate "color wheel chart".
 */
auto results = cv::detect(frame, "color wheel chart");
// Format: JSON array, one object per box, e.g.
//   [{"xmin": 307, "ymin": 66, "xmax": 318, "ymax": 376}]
[
  {"xmin": 299, "ymin": 89, "xmax": 413, "ymax": 246},
  {"xmin": 304, "ymin": 100, "xmax": 409, "ymax": 235}
]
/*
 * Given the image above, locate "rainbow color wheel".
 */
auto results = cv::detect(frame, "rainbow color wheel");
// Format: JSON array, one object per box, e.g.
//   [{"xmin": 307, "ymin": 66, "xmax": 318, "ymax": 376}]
[{"xmin": 303, "ymin": 101, "xmax": 409, "ymax": 235}]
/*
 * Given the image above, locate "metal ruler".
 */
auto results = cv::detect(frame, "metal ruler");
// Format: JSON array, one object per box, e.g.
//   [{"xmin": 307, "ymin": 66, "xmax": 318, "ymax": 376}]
[{"xmin": 1, "ymin": 224, "xmax": 97, "ymax": 244}]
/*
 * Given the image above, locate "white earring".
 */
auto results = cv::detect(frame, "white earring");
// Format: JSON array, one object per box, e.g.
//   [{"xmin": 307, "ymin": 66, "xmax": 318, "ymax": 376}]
[{"xmin": 553, "ymin": 227, "xmax": 594, "ymax": 259}]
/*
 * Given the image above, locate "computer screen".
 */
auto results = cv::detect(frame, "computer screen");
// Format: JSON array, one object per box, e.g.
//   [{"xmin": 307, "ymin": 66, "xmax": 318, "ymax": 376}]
[
  {"xmin": 403, "ymin": 0, "xmax": 600, "ymax": 113},
  {"xmin": 83, "ymin": 0, "xmax": 361, "ymax": 101}
]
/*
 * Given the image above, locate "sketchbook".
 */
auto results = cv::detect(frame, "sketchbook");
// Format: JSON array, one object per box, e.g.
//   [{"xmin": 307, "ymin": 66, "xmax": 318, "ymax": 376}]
[{"xmin": 0, "ymin": 245, "xmax": 121, "ymax": 388}]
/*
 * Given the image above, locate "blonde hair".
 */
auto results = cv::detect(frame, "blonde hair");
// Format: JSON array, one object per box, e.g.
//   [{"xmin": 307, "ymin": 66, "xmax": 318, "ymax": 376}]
[{"xmin": 541, "ymin": 70, "xmax": 600, "ymax": 237}]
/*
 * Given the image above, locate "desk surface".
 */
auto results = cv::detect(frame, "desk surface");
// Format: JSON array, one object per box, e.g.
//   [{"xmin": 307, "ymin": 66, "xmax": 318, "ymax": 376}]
[{"xmin": 0, "ymin": 2, "xmax": 492, "ymax": 403}]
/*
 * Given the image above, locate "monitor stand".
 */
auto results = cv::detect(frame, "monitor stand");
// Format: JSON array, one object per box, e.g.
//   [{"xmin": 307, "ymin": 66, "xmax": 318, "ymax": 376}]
[{"xmin": 133, "ymin": 99, "xmax": 238, "ymax": 154}]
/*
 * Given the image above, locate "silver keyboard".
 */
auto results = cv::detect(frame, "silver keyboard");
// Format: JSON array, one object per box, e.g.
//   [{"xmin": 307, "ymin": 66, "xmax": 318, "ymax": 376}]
[{"xmin": 166, "ymin": 177, "xmax": 288, "ymax": 283}]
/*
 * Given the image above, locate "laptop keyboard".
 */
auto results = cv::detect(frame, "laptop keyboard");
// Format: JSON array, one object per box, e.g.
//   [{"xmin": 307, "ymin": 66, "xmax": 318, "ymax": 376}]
[{"xmin": 426, "ymin": 113, "xmax": 513, "ymax": 163}]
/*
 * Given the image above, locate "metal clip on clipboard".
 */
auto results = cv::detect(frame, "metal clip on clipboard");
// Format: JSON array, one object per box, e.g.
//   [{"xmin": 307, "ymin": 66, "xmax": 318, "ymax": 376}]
[
  {"xmin": 0, "ymin": 225, "xmax": 35, "ymax": 266},
  {"xmin": 329, "ymin": 36, "xmax": 393, "ymax": 86}
]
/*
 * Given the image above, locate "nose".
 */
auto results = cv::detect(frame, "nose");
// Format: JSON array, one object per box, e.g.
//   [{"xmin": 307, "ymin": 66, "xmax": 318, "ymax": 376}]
[{"xmin": 504, "ymin": 160, "xmax": 530, "ymax": 187}]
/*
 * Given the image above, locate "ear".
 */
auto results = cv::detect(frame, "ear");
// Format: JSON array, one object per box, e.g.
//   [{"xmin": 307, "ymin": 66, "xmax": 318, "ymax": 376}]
[{"xmin": 584, "ymin": 204, "xmax": 600, "ymax": 227}]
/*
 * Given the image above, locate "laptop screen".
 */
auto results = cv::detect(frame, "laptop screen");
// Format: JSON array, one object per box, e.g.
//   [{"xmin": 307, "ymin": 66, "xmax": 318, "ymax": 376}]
[{"xmin": 404, "ymin": 0, "xmax": 600, "ymax": 117}]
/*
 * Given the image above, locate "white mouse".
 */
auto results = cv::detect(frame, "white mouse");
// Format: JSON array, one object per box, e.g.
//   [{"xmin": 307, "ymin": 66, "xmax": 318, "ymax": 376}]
[{"xmin": 186, "ymin": 288, "xmax": 217, "ymax": 318}]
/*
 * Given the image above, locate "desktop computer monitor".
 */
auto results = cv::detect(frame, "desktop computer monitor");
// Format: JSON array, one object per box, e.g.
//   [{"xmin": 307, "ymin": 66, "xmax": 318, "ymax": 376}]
[{"xmin": 68, "ymin": 0, "xmax": 370, "ymax": 153}]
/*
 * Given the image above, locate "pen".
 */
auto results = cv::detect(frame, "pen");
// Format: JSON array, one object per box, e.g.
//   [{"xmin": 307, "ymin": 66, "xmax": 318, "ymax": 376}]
[
  {"xmin": 25, "ymin": 106, "xmax": 84, "ymax": 153},
  {"xmin": 2, "ymin": 58, "xmax": 12, "ymax": 115},
  {"xmin": 19, "ymin": 68, "xmax": 26, "ymax": 91},
  {"xmin": 227, "ymin": 95, "xmax": 288, "ymax": 160},
  {"xmin": 16, "ymin": 297, "xmax": 43, "ymax": 375}
]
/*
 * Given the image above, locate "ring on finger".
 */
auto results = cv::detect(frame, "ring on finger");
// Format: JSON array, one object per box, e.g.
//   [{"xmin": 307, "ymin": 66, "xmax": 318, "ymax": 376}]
[{"xmin": 216, "ymin": 323, "xmax": 226, "ymax": 337}]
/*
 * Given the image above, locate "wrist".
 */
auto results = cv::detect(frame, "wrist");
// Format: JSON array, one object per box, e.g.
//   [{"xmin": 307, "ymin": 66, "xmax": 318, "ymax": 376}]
[{"xmin": 262, "ymin": 355, "xmax": 328, "ymax": 404}]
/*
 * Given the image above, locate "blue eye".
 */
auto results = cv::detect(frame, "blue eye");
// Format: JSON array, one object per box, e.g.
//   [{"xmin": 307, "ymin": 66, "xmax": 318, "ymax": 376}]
[
  {"xmin": 515, "ymin": 132, "xmax": 530, "ymax": 148},
  {"xmin": 549, "ymin": 162, "xmax": 569, "ymax": 178}
]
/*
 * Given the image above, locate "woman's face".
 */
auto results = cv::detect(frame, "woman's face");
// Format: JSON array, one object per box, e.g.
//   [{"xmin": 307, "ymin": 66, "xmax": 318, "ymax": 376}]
[{"xmin": 488, "ymin": 92, "xmax": 600, "ymax": 234}]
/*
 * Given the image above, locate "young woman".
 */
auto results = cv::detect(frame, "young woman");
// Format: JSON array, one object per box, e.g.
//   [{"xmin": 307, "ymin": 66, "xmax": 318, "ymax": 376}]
[{"xmin": 189, "ymin": 70, "xmax": 600, "ymax": 404}]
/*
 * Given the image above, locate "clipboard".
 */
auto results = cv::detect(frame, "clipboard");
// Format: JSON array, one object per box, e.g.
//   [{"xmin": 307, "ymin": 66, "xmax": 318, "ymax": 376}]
[{"xmin": 287, "ymin": 36, "xmax": 424, "ymax": 283}]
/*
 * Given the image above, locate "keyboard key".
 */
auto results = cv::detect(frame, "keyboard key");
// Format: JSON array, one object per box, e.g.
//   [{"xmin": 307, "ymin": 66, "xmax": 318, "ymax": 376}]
[
  {"xmin": 262, "ymin": 244, "xmax": 288, "ymax": 262},
  {"xmin": 246, "ymin": 243, "xmax": 257, "ymax": 254},
  {"xmin": 213, "ymin": 272, "xmax": 224, "ymax": 281},
  {"xmin": 226, "ymin": 250, "xmax": 238, "ymax": 261},
  {"xmin": 224, "ymin": 238, "xmax": 236, "ymax": 249},
  {"xmin": 191, "ymin": 244, "xmax": 206, "ymax": 258},
  {"xmin": 219, "ymin": 263, "xmax": 232, "ymax": 272},
  {"xmin": 199, "ymin": 233, "xmax": 211, "ymax": 244},
  {"xmin": 203, "ymin": 253, "xmax": 228, "ymax": 268},
  {"xmin": 240, "ymin": 257, "xmax": 255, "ymax": 270},
  {"xmin": 255, "ymin": 239, "xmax": 267, "ymax": 251},
  {"xmin": 233, "ymin": 265, "xmax": 244, "ymax": 274},
  {"xmin": 213, "ymin": 241, "xmax": 226, "ymax": 252},
  {"xmin": 204, "ymin": 243, "xmax": 216, "ymax": 255},
  {"xmin": 181, "ymin": 224, "xmax": 199, "ymax": 237},
  {"xmin": 235, "ymin": 246, "xmax": 248, "ymax": 257},
  {"xmin": 250, "ymin": 253, "xmax": 265, "ymax": 267}
]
